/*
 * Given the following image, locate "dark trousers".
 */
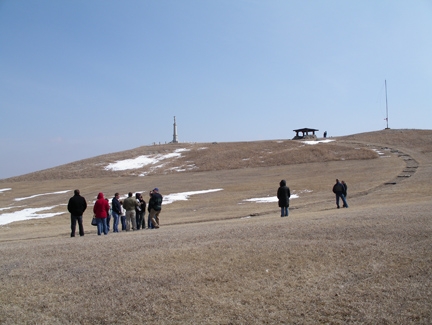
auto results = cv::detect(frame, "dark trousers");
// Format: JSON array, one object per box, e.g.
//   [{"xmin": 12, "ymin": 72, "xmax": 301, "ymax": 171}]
[
  {"xmin": 136, "ymin": 211, "xmax": 145, "ymax": 229},
  {"xmin": 136, "ymin": 211, "xmax": 142, "ymax": 229},
  {"xmin": 106, "ymin": 215, "xmax": 111, "ymax": 231},
  {"xmin": 71, "ymin": 214, "xmax": 84, "ymax": 237},
  {"xmin": 121, "ymin": 216, "xmax": 127, "ymax": 231},
  {"xmin": 141, "ymin": 212, "xmax": 146, "ymax": 229}
]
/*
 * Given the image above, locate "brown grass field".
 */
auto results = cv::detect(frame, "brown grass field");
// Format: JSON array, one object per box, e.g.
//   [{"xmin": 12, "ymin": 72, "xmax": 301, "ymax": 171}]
[{"xmin": 0, "ymin": 129, "xmax": 431, "ymax": 324}]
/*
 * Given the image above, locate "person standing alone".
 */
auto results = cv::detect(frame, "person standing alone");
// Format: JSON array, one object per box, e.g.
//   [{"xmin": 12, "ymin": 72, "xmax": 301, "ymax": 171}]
[
  {"xmin": 277, "ymin": 180, "xmax": 291, "ymax": 217},
  {"xmin": 67, "ymin": 189, "xmax": 87, "ymax": 237}
]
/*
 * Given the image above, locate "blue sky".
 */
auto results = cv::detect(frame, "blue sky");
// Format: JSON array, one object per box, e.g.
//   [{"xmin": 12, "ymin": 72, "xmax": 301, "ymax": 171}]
[{"xmin": 1, "ymin": 0, "xmax": 431, "ymax": 179}]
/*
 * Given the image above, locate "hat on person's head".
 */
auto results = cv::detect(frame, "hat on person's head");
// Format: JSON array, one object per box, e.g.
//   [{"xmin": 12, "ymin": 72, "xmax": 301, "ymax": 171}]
[{"xmin": 153, "ymin": 188, "xmax": 159, "ymax": 192}]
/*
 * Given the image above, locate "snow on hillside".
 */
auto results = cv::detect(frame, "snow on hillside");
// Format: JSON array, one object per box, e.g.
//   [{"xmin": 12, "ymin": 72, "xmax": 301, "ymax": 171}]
[
  {"xmin": 0, "ymin": 187, "xmax": 310, "ymax": 225},
  {"xmin": 105, "ymin": 148, "xmax": 190, "ymax": 171}
]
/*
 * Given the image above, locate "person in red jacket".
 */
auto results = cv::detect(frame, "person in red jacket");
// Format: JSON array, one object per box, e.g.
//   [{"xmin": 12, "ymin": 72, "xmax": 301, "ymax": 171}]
[{"xmin": 93, "ymin": 192, "xmax": 110, "ymax": 235}]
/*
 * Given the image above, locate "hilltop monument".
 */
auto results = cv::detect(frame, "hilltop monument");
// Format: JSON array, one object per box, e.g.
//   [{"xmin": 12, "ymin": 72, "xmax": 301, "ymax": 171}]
[{"xmin": 172, "ymin": 116, "xmax": 179, "ymax": 143}]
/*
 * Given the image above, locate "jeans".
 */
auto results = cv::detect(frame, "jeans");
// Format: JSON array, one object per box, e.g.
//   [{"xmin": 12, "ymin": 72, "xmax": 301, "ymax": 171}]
[
  {"xmin": 280, "ymin": 206, "xmax": 289, "ymax": 217},
  {"xmin": 136, "ymin": 211, "xmax": 145, "ymax": 229},
  {"xmin": 336, "ymin": 193, "xmax": 348, "ymax": 208},
  {"xmin": 112, "ymin": 212, "xmax": 119, "ymax": 232},
  {"xmin": 96, "ymin": 217, "xmax": 108, "ymax": 235},
  {"xmin": 70, "ymin": 214, "xmax": 84, "ymax": 237},
  {"xmin": 136, "ymin": 211, "xmax": 143, "ymax": 230},
  {"xmin": 106, "ymin": 215, "xmax": 111, "ymax": 232},
  {"xmin": 121, "ymin": 216, "xmax": 126, "ymax": 230}
]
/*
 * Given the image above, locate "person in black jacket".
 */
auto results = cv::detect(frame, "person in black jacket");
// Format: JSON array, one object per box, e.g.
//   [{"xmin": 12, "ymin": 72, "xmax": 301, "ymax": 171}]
[
  {"xmin": 135, "ymin": 193, "xmax": 142, "ymax": 230},
  {"xmin": 332, "ymin": 179, "xmax": 348, "ymax": 209},
  {"xmin": 277, "ymin": 180, "xmax": 291, "ymax": 217},
  {"xmin": 111, "ymin": 193, "xmax": 122, "ymax": 233},
  {"xmin": 341, "ymin": 180, "xmax": 348, "ymax": 208},
  {"xmin": 148, "ymin": 188, "xmax": 163, "ymax": 228},
  {"xmin": 67, "ymin": 189, "xmax": 87, "ymax": 237},
  {"xmin": 147, "ymin": 190, "xmax": 154, "ymax": 229},
  {"xmin": 138, "ymin": 194, "xmax": 146, "ymax": 229},
  {"xmin": 135, "ymin": 193, "xmax": 146, "ymax": 230}
]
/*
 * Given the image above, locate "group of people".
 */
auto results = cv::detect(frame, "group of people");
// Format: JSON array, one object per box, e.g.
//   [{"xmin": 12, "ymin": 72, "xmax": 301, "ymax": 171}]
[
  {"xmin": 276, "ymin": 178, "xmax": 349, "ymax": 217},
  {"xmin": 69, "ymin": 179, "xmax": 349, "ymax": 236},
  {"xmin": 67, "ymin": 188, "xmax": 163, "ymax": 237}
]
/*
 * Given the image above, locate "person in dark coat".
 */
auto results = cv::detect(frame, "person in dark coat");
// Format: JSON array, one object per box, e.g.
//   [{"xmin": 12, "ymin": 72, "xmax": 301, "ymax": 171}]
[
  {"xmin": 148, "ymin": 188, "xmax": 163, "ymax": 228},
  {"xmin": 341, "ymin": 180, "xmax": 348, "ymax": 207},
  {"xmin": 135, "ymin": 193, "xmax": 146, "ymax": 230},
  {"xmin": 67, "ymin": 189, "xmax": 87, "ymax": 237},
  {"xmin": 147, "ymin": 190, "xmax": 154, "ymax": 229},
  {"xmin": 332, "ymin": 179, "xmax": 348, "ymax": 209},
  {"xmin": 277, "ymin": 180, "xmax": 291, "ymax": 217},
  {"xmin": 137, "ymin": 193, "xmax": 146, "ymax": 229},
  {"xmin": 111, "ymin": 193, "xmax": 122, "ymax": 233}
]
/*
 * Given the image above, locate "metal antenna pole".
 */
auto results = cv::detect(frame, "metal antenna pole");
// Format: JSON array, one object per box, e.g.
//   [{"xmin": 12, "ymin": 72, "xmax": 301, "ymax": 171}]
[{"xmin": 385, "ymin": 80, "xmax": 389, "ymax": 129}]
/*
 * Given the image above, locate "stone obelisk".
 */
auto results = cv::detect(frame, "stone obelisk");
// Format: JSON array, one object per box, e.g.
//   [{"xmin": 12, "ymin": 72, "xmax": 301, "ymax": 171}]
[{"xmin": 172, "ymin": 116, "xmax": 179, "ymax": 143}]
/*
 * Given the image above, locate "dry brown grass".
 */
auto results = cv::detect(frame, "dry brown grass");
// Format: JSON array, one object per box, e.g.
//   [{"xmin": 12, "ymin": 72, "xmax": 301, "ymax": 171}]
[
  {"xmin": 1, "ymin": 138, "xmax": 376, "ymax": 181},
  {"xmin": 0, "ymin": 129, "xmax": 431, "ymax": 324}
]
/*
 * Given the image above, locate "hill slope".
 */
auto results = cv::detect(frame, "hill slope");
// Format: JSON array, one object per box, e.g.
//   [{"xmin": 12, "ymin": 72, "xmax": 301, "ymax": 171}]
[
  {"xmin": 0, "ymin": 129, "xmax": 431, "ymax": 324},
  {"xmin": 2, "ymin": 137, "xmax": 377, "ymax": 181}
]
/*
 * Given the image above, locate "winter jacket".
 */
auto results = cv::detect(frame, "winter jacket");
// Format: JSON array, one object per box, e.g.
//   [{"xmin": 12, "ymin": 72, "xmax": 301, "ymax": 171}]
[
  {"xmin": 333, "ymin": 182, "xmax": 344, "ymax": 194},
  {"xmin": 136, "ymin": 198, "xmax": 146, "ymax": 215},
  {"xmin": 148, "ymin": 192, "xmax": 163, "ymax": 211},
  {"xmin": 342, "ymin": 182, "xmax": 348, "ymax": 197},
  {"xmin": 277, "ymin": 180, "xmax": 291, "ymax": 208},
  {"xmin": 93, "ymin": 193, "xmax": 110, "ymax": 218},
  {"xmin": 67, "ymin": 194, "xmax": 87, "ymax": 216},
  {"xmin": 112, "ymin": 197, "xmax": 122, "ymax": 214},
  {"xmin": 123, "ymin": 196, "xmax": 138, "ymax": 211}
]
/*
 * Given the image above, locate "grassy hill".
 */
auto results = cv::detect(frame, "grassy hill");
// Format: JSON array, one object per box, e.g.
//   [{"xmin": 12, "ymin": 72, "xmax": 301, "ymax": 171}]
[{"xmin": 0, "ymin": 129, "xmax": 431, "ymax": 324}]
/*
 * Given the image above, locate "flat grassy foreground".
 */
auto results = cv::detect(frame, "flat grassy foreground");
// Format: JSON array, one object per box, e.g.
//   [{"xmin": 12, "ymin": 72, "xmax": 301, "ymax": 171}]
[{"xmin": 0, "ymin": 129, "xmax": 431, "ymax": 324}]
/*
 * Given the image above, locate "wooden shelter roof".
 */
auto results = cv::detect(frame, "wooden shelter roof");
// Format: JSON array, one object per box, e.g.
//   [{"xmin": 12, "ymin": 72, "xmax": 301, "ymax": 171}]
[{"xmin": 293, "ymin": 128, "xmax": 319, "ymax": 132}]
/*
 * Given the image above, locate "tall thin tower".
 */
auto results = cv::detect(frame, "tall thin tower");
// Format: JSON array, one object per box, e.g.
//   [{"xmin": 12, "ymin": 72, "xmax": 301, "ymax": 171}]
[
  {"xmin": 172, "ymin": 116, "xmax": 179, "ymax": 143},
  {"xmin": 385, "ymin": 80, "xmax": 390, "ymax": 129}
]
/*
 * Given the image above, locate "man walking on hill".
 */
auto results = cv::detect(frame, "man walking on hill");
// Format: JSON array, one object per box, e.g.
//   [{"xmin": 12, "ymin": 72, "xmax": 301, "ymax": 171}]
[
  {"xmin": 148, "ymin": 188, "xmax": 163, "ymax": 228},
  {"xmin": 341, "ymin": 180, "xmax": 348, "ymax": 208},
  {"xmin": 332, "ymin": 179, "xmax": 348, "ymax": 209},
  {"xmin": 123, "ymin": 192, "xmax": 138, "ymax": 231},
  {"xmin": 67, "ymin": 189, "xmax": 87, "ymax": 237}
]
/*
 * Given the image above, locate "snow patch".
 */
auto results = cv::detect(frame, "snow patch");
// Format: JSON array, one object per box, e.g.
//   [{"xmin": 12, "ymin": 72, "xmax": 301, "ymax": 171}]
[
  {"xmin": 163, "ymin": 189, "xmax": 223, "ymax": 205},
  {"xmin": 105, "ymin": 148, "xmax": 190, "ymax": 171},
  {"xmin": 302, "ymin": 139, "xmax": 335, "ymax": 145},
  {"xmin": 0, "ymin": 206, "xmax": 64, "ymax": 225},
  {"xmin": 14, "ymin": 190, "xmax": 71, "ymax": 202}
]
